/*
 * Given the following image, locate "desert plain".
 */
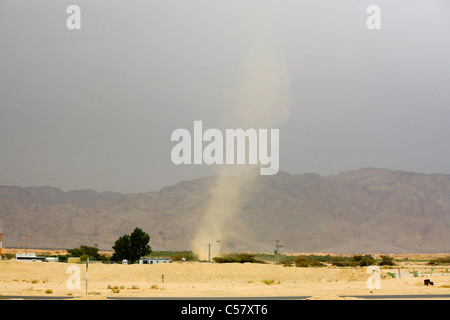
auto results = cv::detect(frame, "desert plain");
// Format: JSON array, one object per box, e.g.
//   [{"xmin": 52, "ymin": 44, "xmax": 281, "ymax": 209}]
[{"xmin": 0, "ymin": 250, "xmax": 449, "ymax": 300}]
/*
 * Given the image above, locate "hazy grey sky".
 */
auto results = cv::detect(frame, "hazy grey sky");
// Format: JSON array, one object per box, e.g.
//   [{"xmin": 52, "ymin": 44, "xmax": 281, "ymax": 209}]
[{"xmin": 1, "ymin": 0, "xmax": 450, "ymax": 193}]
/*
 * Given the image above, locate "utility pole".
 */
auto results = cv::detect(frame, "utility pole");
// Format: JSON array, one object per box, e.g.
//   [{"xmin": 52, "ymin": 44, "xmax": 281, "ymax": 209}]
[
  {"xmin": 0, "ymin": 221, "xmax": 3, "ymax": 261},
  {"xmin": 274, "ymin": 240, "xmax": 283, "ymax": 263},
  {"xmin": 86, "ymin": 258, "xmax": 89, "ymax": 294},
  {"xmin": 208, "ymin": 243, "xmax": 211, "ymax": 262}
]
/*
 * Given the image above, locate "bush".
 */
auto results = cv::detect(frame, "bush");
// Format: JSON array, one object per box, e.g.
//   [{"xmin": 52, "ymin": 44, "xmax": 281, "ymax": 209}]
[
  {"xmin": 1, "ymin": 253, "xmax": 15, "ymax": 260},
  {"xmin": 294, "ymin": 256, "xmax": 325, "ymax": 267},
  {"xmin": 67, "ymin": 245, "xmax": 110, "ymax": 262},
  {"xmin": 294, "ymin": 257, "xmax": 309, "ymax": 267},
  {"xmin": 280, "ymin": 257, "xmax": 293, "ymax": 267},
  {"xmin": 235, "ymin": 254, "xmax": 256, "ymax": 263},
  {"xmin": 378, "ymin": 255, "xmax": 395, "ymax": 266},
  {"xmin": 357, "ymin": 255, "xmax": 376, "ymax": 267},
  {"xmin": 428, "ymin": 256, "xmax": 450, "ymax": 265},
  {"xmin": 330, "ymin": 256, "xmax": 350, "ymax": 267},
  {"xmin": 58, "ymin": 254, "xmax": 69, "ymax": 262},
  {"xmin": 262, "ymin": 279, "xmax": 279, "ymax": 285},
  {"xmin": 108, "ymin": 285, "xmax": 120, "ymax": 293},
  {"xmin": 169, "ymin": 251, "xmax": 199, "ymax": 261},
  {"xmin": 330, "ymin": 255, "xmax": 376, "ymax": 267},
  {"xmin": 212, "ymin": 256, "xmax": 237, "ymax": 263},
  {"xmin": 212, "ymin": 253, "xmax": 265, "ymax": 264}
]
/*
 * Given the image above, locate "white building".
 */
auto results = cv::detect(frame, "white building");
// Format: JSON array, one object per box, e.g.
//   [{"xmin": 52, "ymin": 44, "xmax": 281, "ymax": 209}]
[
  {"xmin": 14, "ymin": 252, "xmax": 46, "ymax": 262},
  {"xmin": 139, "ymin": 258, "xmax": 171, "ymax": 264},
  {"xmin": 14, "ymin": 252, "xmax": 58, "ymax": 262}
]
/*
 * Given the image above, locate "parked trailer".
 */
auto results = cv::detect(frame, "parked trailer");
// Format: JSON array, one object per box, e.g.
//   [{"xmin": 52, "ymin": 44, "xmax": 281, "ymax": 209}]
[
  {"xmin": 14, "ymin": 253, "xmax": 46, "ymax": 262},
  {"xmin": 139, "ymin": 258, "xmax": 171, "ymax": 264}
]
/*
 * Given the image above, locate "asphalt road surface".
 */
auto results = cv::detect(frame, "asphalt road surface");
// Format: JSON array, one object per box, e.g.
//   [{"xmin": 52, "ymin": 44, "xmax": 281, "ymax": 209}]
[{"xmin": 2, "ymin": 294, "xmax": 449, "ymax": 300}]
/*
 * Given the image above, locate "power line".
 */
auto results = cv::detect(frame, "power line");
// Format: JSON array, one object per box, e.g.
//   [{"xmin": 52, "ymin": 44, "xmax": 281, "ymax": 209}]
[{"xmin": 274, "ymin": 240, "xmax": 283, "ymax": 263}]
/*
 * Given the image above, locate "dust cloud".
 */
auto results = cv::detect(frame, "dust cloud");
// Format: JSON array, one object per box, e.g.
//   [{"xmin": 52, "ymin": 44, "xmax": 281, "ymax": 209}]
[{"xmin": 192, "ymin": 5, "xmax": 292, "ymax": 260}]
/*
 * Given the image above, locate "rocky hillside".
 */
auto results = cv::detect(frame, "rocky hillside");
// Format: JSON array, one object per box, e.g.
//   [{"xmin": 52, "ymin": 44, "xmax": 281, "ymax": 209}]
[{"xmin": 0, "ymin": 168, "xmax": 449, "ymax": 254}]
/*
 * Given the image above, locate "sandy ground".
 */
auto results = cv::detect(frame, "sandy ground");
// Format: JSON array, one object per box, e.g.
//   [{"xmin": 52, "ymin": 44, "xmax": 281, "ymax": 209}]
[{"xmin": 1, "ymin": 258, "xmax": 449, "ymax": 300}]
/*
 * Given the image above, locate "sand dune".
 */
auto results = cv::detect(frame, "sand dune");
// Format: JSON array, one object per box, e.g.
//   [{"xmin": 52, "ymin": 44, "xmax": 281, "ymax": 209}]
[{"xmin": 1, "ymin": 259, "xmax": 449, "ymax": 300}]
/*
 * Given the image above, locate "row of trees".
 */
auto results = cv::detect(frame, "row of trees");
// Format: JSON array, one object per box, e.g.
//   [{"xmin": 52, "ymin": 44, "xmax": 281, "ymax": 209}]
[
  {"xmin": 210, "ymin": 254, "xmax": 395, "ymax": 267},
  {"xmin": 62, "ymin": 229, "xmax": 441, "ymax": 267},
  {"xmin": 290, "ymin": 254, "xmax": 395, "ymax": 267},
  {"xmin": 60, "ymin": 227, "xmax": 152, "ymax": 263}
]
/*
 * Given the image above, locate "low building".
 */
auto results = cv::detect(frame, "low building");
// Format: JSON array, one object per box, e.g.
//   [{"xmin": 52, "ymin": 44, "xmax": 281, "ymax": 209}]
[
  {"xmin": 139, "ymin": 258, "xmax": 171, "ymax": 264},
  {"xmin": 67, "ymin": 257, "xmax": 81, "ymax": 264},
  {"xmin": 45, "ymin": 257, "xmax": 58, "ymax": 262},
  {"xmin": 14, "ymin": 252, "xmax": 46, "ymax": 262}
]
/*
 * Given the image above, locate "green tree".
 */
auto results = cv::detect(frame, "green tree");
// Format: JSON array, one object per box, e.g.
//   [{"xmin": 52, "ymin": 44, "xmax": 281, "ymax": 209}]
[
  {"xmin": 111, "ymin": 228, "xmax": 152, "ymax": 263},
  {"xmin": 129, "ymin": 227, "xmax": 151, "ymax": 262},
  {"xmin": 112, "ymin": 234, "xmax": 131, "ymax": 262}
]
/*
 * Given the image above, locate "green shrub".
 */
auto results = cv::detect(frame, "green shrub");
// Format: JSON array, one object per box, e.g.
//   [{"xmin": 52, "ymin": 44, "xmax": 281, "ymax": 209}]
[
  {"xmin": 213, "ymin": 256, "xmax": 238, "ymax": 263},
  {"xmin": 280, "ymin": 257, "xmax": 293, "ymax": 267},
  {"xmin": 108, "ymin": 285, "xmax": 121, "ymax": 293},
  {"xmin": 294, "ymin": 256, "xmax": 325, "ymax": 267},
  {"xmin": 169, "ymin": 251, "xmax": 199, "ymax": 261},
  {"xmin": 358, "ymin": 255, "xmax": 376, "ymax": 267},
  {"xmin": 57, "ymin": 254, "xmax": 69, "ymax": 262},
  {"xmin": 378, "ymin": 255, "xmax": 395, "ymax": 266},
  {"xmin": 212, "ymin": 253, "xmax": 265, "ymax": 264},
  {"xmin": 2, "ymin": 253, "xmax": 15, "ymax": 260},
  {"xmin": 262, "ymin": 279, "xmax": 278, "ymax": 285},
  {"xmin": 428, "ymin": 256, "xmax": 450, "ymax": 265},
  {"xmin": 330, "ymin": 255, "xmax": 376, "ymax": 267},
  {"xmin": 330, "ymin": 256, "xmax": 350, "ymax": 266}
]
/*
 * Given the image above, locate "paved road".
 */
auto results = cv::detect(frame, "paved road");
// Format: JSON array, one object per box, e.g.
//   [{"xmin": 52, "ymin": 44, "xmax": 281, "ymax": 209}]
[
  {"xmin": 108, "ymin": 294, "xmax": 450, "ymax": 300},
  {"xmin": 2, "ymin": 294, "xmax": 449, "ymax": 300},
  {"xmin": 341, "ymin": 294, "xmax": 450, "ymax": 300}
]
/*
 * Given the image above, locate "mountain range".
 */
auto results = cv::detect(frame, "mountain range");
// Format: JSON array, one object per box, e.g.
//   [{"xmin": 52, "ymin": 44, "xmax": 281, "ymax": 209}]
[{"xmin": 0, "ymin": 168, "xmax": 449, "ymax": 254}]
